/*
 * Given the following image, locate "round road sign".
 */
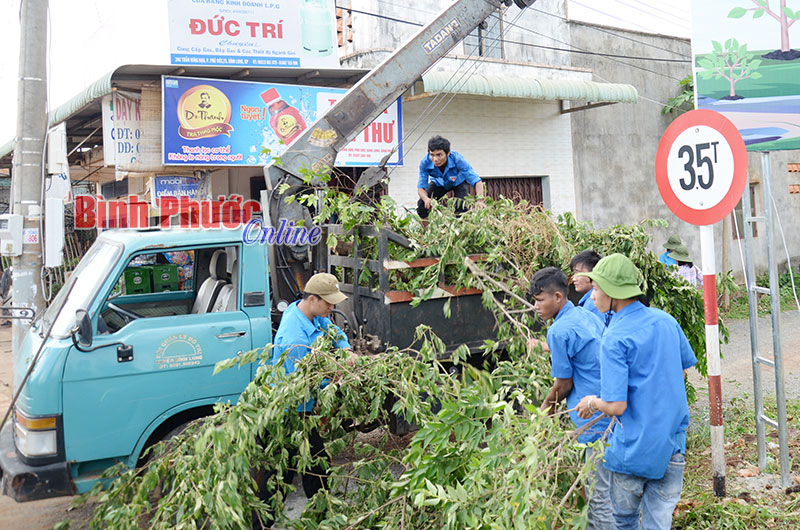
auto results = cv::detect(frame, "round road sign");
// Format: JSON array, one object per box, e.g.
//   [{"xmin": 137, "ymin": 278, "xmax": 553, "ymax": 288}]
[{"xmin": 655, "ymin": 109, "xmax": 747, "ymax": 226}]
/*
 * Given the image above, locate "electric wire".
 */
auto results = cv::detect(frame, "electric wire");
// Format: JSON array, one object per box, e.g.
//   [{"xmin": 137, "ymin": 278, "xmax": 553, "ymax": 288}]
[
  {"xmin": 569, "ymin": 0, "xmax": 659, "ymax": 34},
  {"xmin": 387, "ymin": 6, "xmax": 525, "ymax": 174},
  {"xmin": 594, "ymin": 0, "xmax": 690, "ymax": 28},
  {"xmin": 529, "ymin": 5, "xmax": 691, "ymax": 58},
  {"xmin": 338, "ymin": 3, "xmax": 689, "ymax": 64}
]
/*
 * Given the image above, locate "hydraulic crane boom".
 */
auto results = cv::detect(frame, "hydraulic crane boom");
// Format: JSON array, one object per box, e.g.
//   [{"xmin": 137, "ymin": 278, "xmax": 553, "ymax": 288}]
[{"xmin": 261, "ymin": 0, "xmax": 536, "ymax": 305}]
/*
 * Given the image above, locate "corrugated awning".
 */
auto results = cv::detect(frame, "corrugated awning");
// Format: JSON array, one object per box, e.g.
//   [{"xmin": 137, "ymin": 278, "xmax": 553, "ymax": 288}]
[{"xmin": 420, "ymin": 71, "xmax": 638, "ymax": 104}]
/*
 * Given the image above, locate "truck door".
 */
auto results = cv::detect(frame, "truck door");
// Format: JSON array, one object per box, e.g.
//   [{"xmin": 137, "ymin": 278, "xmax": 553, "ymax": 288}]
[{"xmin": 61, "ymin": 244, "xmax": 253, "ymax": 465}]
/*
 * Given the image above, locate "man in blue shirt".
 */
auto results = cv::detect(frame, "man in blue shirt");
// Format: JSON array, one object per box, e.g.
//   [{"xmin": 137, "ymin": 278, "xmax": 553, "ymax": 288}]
[
  {"xmin": 659, "ymin": 234, "xmax": 682, "ymax": 266},
  {"xmin": 417, "ymin": 135, "xmax": 484, "ymax": 218},
  {"xmin": 530, "ymin": 267, "xmax": 614, "ymax": 530},
  {"xmin": 570, "ymin": 249, "xmax": 606, "ymax": 322},
  {"xmin": 267, "ymin": 272, "xmax": 351, "ymax": 499},
  {"xmin": 575, "ymin": 254, "xmax": 697, "ymax": 530}
]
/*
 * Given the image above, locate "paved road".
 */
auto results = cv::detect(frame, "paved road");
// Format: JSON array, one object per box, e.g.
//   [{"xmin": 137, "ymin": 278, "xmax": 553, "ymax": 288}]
[{"xmin": 688, "ymin": 310, "xmax": 800, "ymax": 402}]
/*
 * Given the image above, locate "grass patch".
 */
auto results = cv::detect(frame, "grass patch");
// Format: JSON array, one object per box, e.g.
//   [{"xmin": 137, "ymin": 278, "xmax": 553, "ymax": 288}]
[
  {"xmin": 720, "ymin": 269, "xmax": 800, "ymax": 321},
  {"xmin": 675, "ymin": 397, "xmax": 800, "ymax": 529}
]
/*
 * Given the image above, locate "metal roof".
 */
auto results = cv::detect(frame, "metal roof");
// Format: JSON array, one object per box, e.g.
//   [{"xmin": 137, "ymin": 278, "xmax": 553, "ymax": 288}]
[
  {"xmin": 420, "ymin": 71, "xmax": 638, "ymax": 103},
  {"xmin": 0, "ymin": 64, "xmax": 369, "ymax": 168}
]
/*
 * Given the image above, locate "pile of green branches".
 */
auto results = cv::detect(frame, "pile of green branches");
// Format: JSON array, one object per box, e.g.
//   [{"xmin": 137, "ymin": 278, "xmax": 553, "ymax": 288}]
[
  {"xmin": 82, "ymin": 192, "xmax": 717, "ymax": 529},
  {"xmin": 84, "ymin": 327, "xmax": 594, "ymax": 529}
]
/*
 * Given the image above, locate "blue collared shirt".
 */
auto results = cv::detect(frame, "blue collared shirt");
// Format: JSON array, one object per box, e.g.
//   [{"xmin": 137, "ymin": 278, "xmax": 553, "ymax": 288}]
[
  {"xmin": 270, "ymin": 300, "xmax": 351, "ymax": 412},
  {"xmin": 659, "ymin": 251, "xmax": 677, "ymax": 266},
  {"xmin": 578, "ymin": 288, "xmax": 606, "ymax": 322},
  {"xmin": 547, "ymin": 301, "xmax": 610, "ymax": 443},
  {"xmin": 418, "ymin": 150, "xmax": 481, "ymax": 190},
  {"xmin": 600, "ymin": 301, "xmax": 697, "ymax": 479}
]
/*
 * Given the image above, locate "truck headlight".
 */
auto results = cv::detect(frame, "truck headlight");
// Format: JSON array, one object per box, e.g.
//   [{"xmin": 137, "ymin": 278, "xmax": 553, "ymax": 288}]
[{"xmin": 14, "ymin": 410, "xmax": 58, "ymax": 457}]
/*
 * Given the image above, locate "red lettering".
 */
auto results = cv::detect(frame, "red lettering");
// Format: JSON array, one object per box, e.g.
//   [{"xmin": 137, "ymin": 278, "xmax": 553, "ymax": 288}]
[
  {"xmin": 74, "ymin": 195, "xmax": 96, "ymax": 229},
  {"xmin": 159, "ymin": 196, "xmax": 179, "ymax": 228},
  {"xmin": 128, "ymin": 195, "xmax": 148, "ymax": 229},
  {"xmin": 246, "ymin": 21, "xmax": 260, "ymax": 37},
  {"xmin": 189, "ymin": 18, "xmax": 205, "ymax": 35}
]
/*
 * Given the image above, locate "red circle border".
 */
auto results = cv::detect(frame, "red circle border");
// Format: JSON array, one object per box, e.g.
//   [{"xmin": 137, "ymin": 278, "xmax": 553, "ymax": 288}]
[{"xmin": 655, "ymin": 109, "xmax": 748, "ymax": 226}]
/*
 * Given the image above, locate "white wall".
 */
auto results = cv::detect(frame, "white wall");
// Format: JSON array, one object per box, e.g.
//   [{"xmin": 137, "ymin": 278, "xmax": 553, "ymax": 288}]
[{"xmin": 390, "ymin": 95, "xmax": 577, "ymax": 215}]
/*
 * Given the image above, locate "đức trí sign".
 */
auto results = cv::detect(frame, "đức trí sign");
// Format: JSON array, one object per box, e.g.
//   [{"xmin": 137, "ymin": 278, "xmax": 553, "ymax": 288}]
[
  {"xmin": 162, "ymin": 76, "xmax": 403, "ymax": 167},
  {"xmin": 167, "ymin": 0, "xmax": 339, "ymax": 69}
]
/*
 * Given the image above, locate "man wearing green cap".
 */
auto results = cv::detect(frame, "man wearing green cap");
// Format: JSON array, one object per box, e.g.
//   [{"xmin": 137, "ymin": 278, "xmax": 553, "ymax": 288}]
[
  {"xmin": 669, "ymin": 244, "xmax": 703, "ymax": 288},
  {"xmin": 659, "ymin": 234, "xmax": 682, "ymax": 266},
  {"xmin": 574, "ymin": 253, "xmax": 697, "ymax": 530}
]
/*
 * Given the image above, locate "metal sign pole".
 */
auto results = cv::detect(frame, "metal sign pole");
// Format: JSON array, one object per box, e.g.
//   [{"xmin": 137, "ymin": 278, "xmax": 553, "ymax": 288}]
[
  {"xmin": 761, "ymin": 154, "xmax": 791, "ymax": 487},
  {"xmin": 700, "ymin": 223, "xmax": 725, "ymax": 497}
]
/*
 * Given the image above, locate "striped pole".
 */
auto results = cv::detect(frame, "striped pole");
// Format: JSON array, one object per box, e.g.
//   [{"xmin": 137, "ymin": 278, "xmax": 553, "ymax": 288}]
[{"xmin": 700, "ymin": 224, "xmax": 725, "ymax": 497}]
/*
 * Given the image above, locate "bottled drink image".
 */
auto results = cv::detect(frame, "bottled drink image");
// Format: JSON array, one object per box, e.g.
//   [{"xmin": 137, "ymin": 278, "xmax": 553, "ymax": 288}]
[
  {"xmin": 301, "ymin": 0, "xmax": 334, "ymax": 56},
  {"xmin": 260, "ymin": 88, "xmax": 308, "ymax": 145}
]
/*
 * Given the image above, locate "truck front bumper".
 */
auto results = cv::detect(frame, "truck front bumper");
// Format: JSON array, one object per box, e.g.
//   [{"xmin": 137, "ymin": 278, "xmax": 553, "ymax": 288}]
[{"xmin": 0, "ymin": 422, "xmax": 74, "ymax": 501}]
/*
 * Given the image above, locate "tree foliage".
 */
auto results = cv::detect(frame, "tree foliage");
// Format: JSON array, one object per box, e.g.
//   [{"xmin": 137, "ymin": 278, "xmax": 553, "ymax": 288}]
[
  {"xmin": 662, "ymin": 75, "xmax": 694, "ymax": 115},
  {"xmin": 729, "ymin": 1, "xmax": 800, "ymax": 53},
  {"xmin": 82, "ymin": 192, "xmax": 720, "ymax": 529}
]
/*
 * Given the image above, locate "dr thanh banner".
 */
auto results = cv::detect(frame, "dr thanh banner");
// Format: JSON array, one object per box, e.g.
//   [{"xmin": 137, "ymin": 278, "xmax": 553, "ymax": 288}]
[
  {"xmin": 168, "ymin": 0, "xmax": 339, "ymax": 68},
  {"xmin": 162, "ymin": 76, "xmax": 403, "ymax": 167}
]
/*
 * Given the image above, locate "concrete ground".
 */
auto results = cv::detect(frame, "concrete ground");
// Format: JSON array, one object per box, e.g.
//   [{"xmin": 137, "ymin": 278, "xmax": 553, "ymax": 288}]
[{"xmin": 0, "ymin": 312, "xmax": 798, "ymax": 528}]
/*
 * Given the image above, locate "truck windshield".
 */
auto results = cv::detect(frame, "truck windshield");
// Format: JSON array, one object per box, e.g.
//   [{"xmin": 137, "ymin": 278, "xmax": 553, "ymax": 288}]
[{"xmin": 39, "ymin": 239, "xmax": 122, "ymax": 338}]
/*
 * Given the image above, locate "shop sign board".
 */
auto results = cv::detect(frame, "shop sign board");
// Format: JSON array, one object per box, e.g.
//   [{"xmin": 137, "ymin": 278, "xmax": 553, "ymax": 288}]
[
  {"xmin": 167, "ymin": 0, "xmax": 339, "ymax": 69},
  {"xmin": 102, "ymin": 92, "xmax": 143, "ymax": 169},
  {"xmin": 152, "ymin": 176, "xmax": 202, "ymax": 208},
  {"xmin": 162, "ymin": 76, "xmax": 403, "ymax": 167}
]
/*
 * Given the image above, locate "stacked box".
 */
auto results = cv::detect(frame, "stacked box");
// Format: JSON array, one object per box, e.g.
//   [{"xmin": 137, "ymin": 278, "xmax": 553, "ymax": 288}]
[
  {"xmin": 123, "ymin": 267, "xmax": 152, "ymax": 295},
  {"xmin": 152, "ymin": 264, "xmax": 179, "ymax": 292}
]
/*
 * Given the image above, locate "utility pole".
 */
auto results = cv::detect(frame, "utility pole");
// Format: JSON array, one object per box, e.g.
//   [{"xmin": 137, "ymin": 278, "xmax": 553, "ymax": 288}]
[{"xmin": 11, "ymin": 0, "xmax": 48, "ymax": 352}]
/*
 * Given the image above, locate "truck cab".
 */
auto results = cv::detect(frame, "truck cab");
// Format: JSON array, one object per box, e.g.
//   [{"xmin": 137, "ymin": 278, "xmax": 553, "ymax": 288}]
[{"xmin": 0, "ymin": 228, "xmax": 270, "ymax": 501}]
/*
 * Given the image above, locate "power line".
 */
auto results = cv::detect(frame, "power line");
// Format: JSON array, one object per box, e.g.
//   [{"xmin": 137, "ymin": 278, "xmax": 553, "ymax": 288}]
[
  {"xmin": 338, "ymin": 2, "xmax": 684, "ymax": 111},
  {"xmin": 500, "ymin": 16, "xmax": 685, "ymax": 81},
  {"xmin": 529, "ymin": 6, "xmax": 691, "ymax": 59},
  {"xmin": 339, "ymin": 4, "xmax": 689, "ymax": 65}
]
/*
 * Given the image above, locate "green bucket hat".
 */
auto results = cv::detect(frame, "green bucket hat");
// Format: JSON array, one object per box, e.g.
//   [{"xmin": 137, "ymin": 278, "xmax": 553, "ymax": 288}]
[
  {"xmin": 576, "ymin": 253, "xmax": 644, "ymax": 300},
  {"xmin": 663, "ymin": 234, "xmax": 682, "ymax": 251},
  {"xmin": 668, "ymin": 244, "xmax": 691, "ymax": 263}
]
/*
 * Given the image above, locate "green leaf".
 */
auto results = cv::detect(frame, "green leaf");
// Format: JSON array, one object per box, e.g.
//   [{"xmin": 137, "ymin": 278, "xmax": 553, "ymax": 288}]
[
  {"xmin": 728, "ymin": 7, "xmax": 747, "ymax": 18},
  {"xmin": 784, "ymin": 6, "xmax": 798, "ymax": 19},
  {"xmin": 753, "ymin": 8, "xmax": 765, "ymax": 18},
  {"xmin": 751, "ymin": 71, "xmax": 763, "ymax": 79},
  {"xmin": 712, "ymin": 40, "xmax": 723, "ymax": 54},
  {"xmin": 442, "ymin": 297, "xmax": 451, "ymax": 319},
  {"xmin": 698, "ymin": 58, "xmax": 715, "ymax": 70}
]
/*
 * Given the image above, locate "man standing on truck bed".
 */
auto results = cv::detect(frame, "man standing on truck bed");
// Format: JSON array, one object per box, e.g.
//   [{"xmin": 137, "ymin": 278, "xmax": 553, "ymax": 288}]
[
  {"xmin": 259, "ymin": 273, "xmax": 351, "ymax": 506},
  {"xmin": 417, "ymin": 135, "xmax": 484, "ymax": 218}
]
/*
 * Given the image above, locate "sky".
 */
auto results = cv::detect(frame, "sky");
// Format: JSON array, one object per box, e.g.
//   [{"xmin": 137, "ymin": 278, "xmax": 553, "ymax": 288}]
[{"xmin": 0, "ymin": 0, "xmax": 694, "ymax": 144}]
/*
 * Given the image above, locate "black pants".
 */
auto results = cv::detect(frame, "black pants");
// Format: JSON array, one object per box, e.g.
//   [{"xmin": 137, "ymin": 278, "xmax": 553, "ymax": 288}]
[
  {"xmin": 417, "ymin": 181, "xmax": 471, "ymax": 218},
  {"xmin": 253, "ymin": 424, "xmax": 328, "ymax": 528}
]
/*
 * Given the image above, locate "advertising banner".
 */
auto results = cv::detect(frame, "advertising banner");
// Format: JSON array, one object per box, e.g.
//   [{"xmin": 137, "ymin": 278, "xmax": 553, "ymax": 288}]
[
  {"xmin": 102, "ymin": 92, "xmax": 143, "ymax": 168},
  {"xmin": 152, "ymin": 176, "xmax": 201, "ymax": 207},
  {"xmin": 162, "ymin": 76, "xmax": 403, "ymax": 167},
  {"xmin": 167, "ymin": 0, "xmax": 339, "ymax": 69},
  {"xmin": 691, "ymin": 1, "xmax": 800, "ymax": 151}
]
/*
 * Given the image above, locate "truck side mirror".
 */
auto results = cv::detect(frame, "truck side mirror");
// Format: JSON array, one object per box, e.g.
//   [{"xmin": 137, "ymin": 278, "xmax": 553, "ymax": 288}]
[{"xmin": 75, "ymin": 309, "xmax": 93, "ymax": 348}]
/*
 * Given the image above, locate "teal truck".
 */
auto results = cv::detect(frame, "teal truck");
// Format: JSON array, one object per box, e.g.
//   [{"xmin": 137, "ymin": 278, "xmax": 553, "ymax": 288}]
[
  {"xmin": 0, "ymin": 0, "xmax": 537, "ymax": 501},
  {"xmin": 2, "ymin": 228, "xmax": 271, "ymax": 500}
]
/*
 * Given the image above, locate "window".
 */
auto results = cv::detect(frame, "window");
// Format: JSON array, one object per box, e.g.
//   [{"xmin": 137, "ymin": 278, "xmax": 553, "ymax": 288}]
[
  {"xmin": 100, "ymin": 246, "xmax": 239, "ymax": 334},
  {"xmin": 483, "ymin": 176, "xmax": 543, "ymax": 206},
  {"xmin": 464, "ymin": 11, "xmax": 504, "ymax": 59},
  {"xmin": 732, "ymin": 185, "xmax": 757, "ymax": 239}
]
